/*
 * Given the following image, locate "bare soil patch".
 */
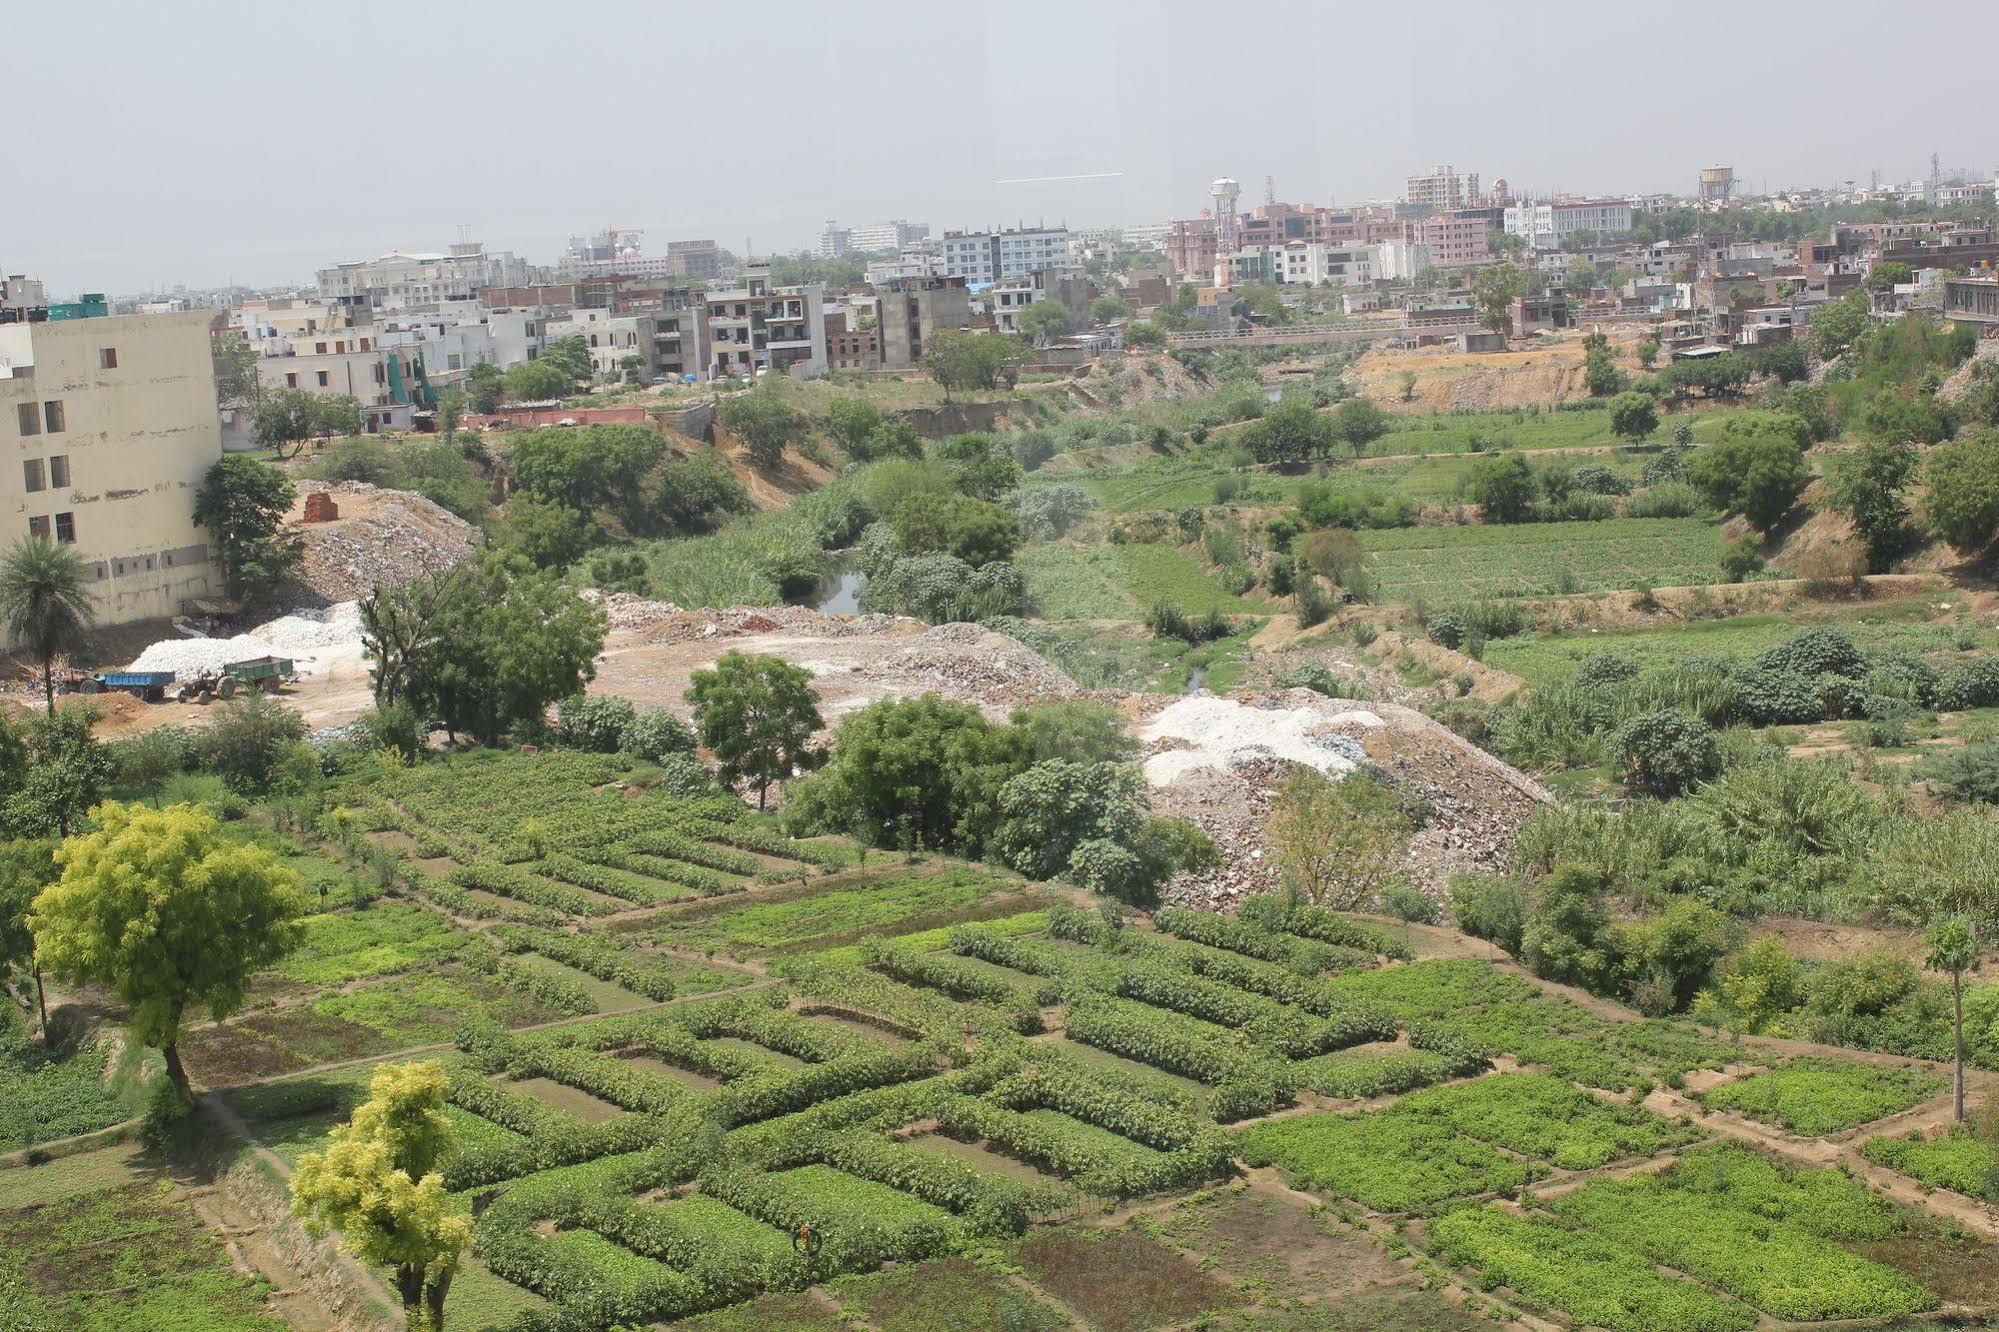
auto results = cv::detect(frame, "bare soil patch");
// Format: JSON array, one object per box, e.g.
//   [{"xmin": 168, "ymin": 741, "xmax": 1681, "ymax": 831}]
[
  {"xmin": 508, "ymin": 1076, "xmax": 626, "ymax": 1124},
  {"xmin": 1012, "ymin": 1227, "xmax": 1236, "ymax": 1332}
]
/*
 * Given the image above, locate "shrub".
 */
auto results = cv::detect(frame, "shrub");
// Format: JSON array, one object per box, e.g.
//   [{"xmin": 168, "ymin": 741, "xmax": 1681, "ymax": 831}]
[
  {"xmin": 200, "ymin": 694, "xmax": 310, "ymax": 794},
  {"xmin": 554, "ymin": 693, "xmax": 636, "ymax": 752},
  {"xmin": 1720, "ymin": 535, "xmax": 1765, "ymax": 581},
  {"xmin": 1573, "ymin": 650, "xmax": 1639, "ymax": 691},
  {"xmin": 1571, "ymin": 463, "xmax": 1633, "ymax": 496},
  {"xmin": 620, "ymin": 709, "xmax": 697, "ymax": 763},
  {"xmin": 1614, "ymin": 709, "xmax": 1721, "ymax": 797},
  {"xmin": 1426, "ymin": 611, "xmax": 1467, "ymax": 649},
  {"xmin": 1521, "ymin": 867, "xmax": 1621, "ymax": 992},
  {"xmin": 1756, "ymin": 628, "xmax": 1865, "ymax": 681},
  {"xmin": 1937, "ymin": 655, "xmax": 1999, "ymax": 711},
  {"xmin": 1379, "ymin": 883, "xmax": 1437, "ymax": 924},
  {"xmin": 1917, "ymin": 742, "xmax": 1999, "ymax": 804},
  {"xmin": 1733, "ymin": 667, "xmax": 1824, "ymax": 725},
  {"xmin": 1641, "ymin": 447, "xmax": 1689, "ymax": 484},
  {"xmin": 1448, "ymin": 874, "xmax": 1528, "ymax": 954},
  {"xmin": 1624, "ymin": 480, "xmax": 1704, "ymax": 519}
]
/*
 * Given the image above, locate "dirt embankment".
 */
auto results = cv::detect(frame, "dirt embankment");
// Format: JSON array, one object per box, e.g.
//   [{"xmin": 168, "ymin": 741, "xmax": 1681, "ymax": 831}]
[{"xmin": 1351, "ymin": 330, "xmax": 1651, "ymax": 414}]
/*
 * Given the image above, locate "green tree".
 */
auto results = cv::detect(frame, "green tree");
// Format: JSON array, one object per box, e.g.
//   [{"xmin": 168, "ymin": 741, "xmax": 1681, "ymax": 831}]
[
  {"xmin": 888, "ymin": 493, "xmax": 1020, "ymax": 566},
  {"xmin": 1017, "ymin": 301, "xmax": 1072, "ymax": 342},
  {"xmin": 1122, "ymin": 321, "xmax": 1166, "ymax": 350},
  {"xmin": 1857, "ymin": 386, "xmax": 1947, "ymax": 445},
  {"xmin": 396, "ymin": 552, "xmax": 607, "ymax": 745},
  {"xmin": 507, "ymin": 423, "xmax": 666, "ymax": 531},
  {"xmin": 618, "ymin": 352, "xmax": 646, "ymax": 382},
  {"xmin": 1827, "ymin": 438, "xmax": 1919, "ymax": 571},
  {"xmin": 194, "ymin": 456, "xmax": 304, "ymax": 602},
  {"xmin": 31, "ymin": 800, "xmax": 307, "ymax": 1098},
  {"xmin": 824, "ymin": 399, "xmax": 882, "ymax": 455},
  {"xmin": 1333, "ymin": 397, "xmax": 1390, "ymax": 452},
  {"xmin": 5, "ymin": 706, "xmax": 112, "ymax": 839},
  {"xmin": 250, "ymin": 388, "xmax": 361, "ymax": 457},
  {"xmin": 1636, "ymin": 338, "xmax": 1660, "ymax": 369},
  {"xmin": 212, "ymin": 333, "xmax": 261, "ymax": 409},
  {"xmin": 0, "ymin": 537, "xmax": 93, "ymax": 713},
  {"xmin": 540, "ymin": 335, "xmax": 593, "ymax": 388},
  {"xmin": 464, "ymin": 362, "xmax": 504, "ymax": 413},
  {"xmin": 1241, "ymin": 395, "xmax": 1335, "ymax": 463},
  {"xmin": 502, "ymin": 496, "xmax": 593, "ymax": 568},
  {"xmin": 1608, "ymin": 391, "xmax": 1659, "ymax": 443},
  {"xmin": 1266, "ymin": 770, "xmax": 1412, "ymax": 908},
  {"xmin": 0, "ymin": 839, "xmax": 58, "ymax": 1035},
  {"xmin": 1011, "ymin": 700, "xmax": 1136, "ymax": 764},
  {"xmin": 641, "ymin": 457, "xmax": 751, "ymax": 537},
  {"xmin": 1582, "ymin": 332, "xmax": 1623, "ymax": 397},
  {"xmin": 501, "ymin": 360, "xmax": 571, "ymax": 403},
  {"xmin": 435, "ymin": 388, "xmax": 465, "ymax": 446},
  {"xmin": 1922, "ymin": 433, "xmax": 1999, "ymax": 549},
  {"xmin": 1467, "ymin": 452, "xmax": 1538, "ymax": 522},
  {"xmin": 1521, "ymin": 866, "xmax": 1621, "ymax": 992},
  {"xmin": 1923, "ymin": 916, "xmax": 1978, "ymax": 1123},
  {"xmin": 291, "ymin": 1060, "xmax": 473, "ymax": 1330},
  {"xmin": 1867, "ymin": 261, "xmax": 1916, "ymax": 292},
  {"xmin": 200, "ymin": 694, "xmax": 310, "ymax": 794},
  {"xmin": 1091, "ymin": 295, "xmax": 1132, "ymax": 323},
  {"xmin": 781, "ymin": 695, "xmax": 1023, "ymax": 856},
  {"xmin": 1489, "ymin": 230, "xmax": 1529, "ymax": 259},
  {"xmin": 864, "ymin": 418, "xmax": 923, "ymax": 461},
  {"xmin": 1471, "ymin": 263, "xmax": 1526, "ymax": 333},
  {"xmin": 1684, "ymin": 422, "xmax": 1810, "ymax": 529},
  {"xmin": 718, "ymin": 390, "xmax": 807, "ymax": 470},
  {"xmin": 1810, "ymin": 290, "xmax": 1869, "ymax": 360},
  {"xmin": 685, "ymin": 651, "xmax": 823, "ymax": 810},
  {"xmin": 921, "ymin": 330, "xmax": 1033, "ymax": 399}
]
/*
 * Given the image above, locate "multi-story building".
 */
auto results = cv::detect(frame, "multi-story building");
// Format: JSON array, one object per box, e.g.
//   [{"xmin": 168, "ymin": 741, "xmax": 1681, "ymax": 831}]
[
  {"xmin": 1406, "ymin": 165, "xmax": 1481, "ymax": 211},
  {"xmin": 866, "ymin": 253, "xmax": 945, "ymax": 285},
  {"xmin": 1502, "ymin": 200, "xmax": 1635, "ymax": 250},
  {"xmin": 939, "ymin": 228, "xmax": 1071, "ymax": 284},
  {"xmin": 1165, "ymin": 217, "xmax": 1218, "ymax": 284},
  {"xmin": 821, "ymin": 221, "xmax": 929, "ymax": 257},
  {"xmin": 823, "ymin": 311, "xmax": 877, "ymax": 371},
  {"xmin": 1410, "ymin": 211, "xmax": 1492, "ymax": 268},
  {"xmin": 545, "ymin": 309, "xmax": 655, "ymax": 382},
  {"xmin": 666, "ymin": 240, "xmax": 723, "ymax": 280},
  {"xmin": 1263, "ymin": 242, "xmax": 1381, "ymax": 286},
  {"xmin": 1374, "ymin": 240, "xmax": 1433, "ymax": 282},
  {"xmin": 703, "ymin": 263, "xmax": 825, "ymax": 379},
  {"xmin": 316, "ymin": 243, "xmax": 536, "ymax": 310},
  {"xmin": 0, "ymin": 309, "xmax": 223, "ymax": 629},
  {"xmin": 1121, "ymin": 222, "xmax": 1172, "ymax": 250},
  {"xmin": 988, "ymin": 269, "xmax": 1094, "ymax": 335},
  {"xmin": 876, "ymin": 275, "xmax": 971, "ymax": 370},
  {"xmin": 234, "ymin": 301, "xmax": 431, "ymax": 431}
]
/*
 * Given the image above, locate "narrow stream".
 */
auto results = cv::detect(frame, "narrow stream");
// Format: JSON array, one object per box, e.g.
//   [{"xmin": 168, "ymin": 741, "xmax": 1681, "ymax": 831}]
[{"xmin": 802, "ymin": 565, "xmax": 867, "ymax": 615}]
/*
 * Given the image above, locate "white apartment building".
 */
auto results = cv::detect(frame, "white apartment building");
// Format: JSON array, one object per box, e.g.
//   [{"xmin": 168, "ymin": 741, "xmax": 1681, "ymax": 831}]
[
  {"xmin": 1502, "ymin": 200, "xmax": 1635, "ymax": 250},
  {"xmin": 940, "ymin": 228, "xmax": 1071, "ymax": 284},
  {"xmin": 0, "ymin": 310, "xmax": 222, "ymax": 629},
  {"xmin": 546, "ymin": 309, "xmax": 654, "ymax": 382},
  {"xmin": 1266, "ymin": 242, "xmax": 1383, "ymax": 286},
  {"xmin": 1406, "ymin": 165, "xmax": 1481, "ymax": 211},
  {"xmin": 1374, "ymin": 240, "xmax": 1433, "ymax": 282},
  {"xmin": 866, "ymin": 253, "xmax": 946, "ymax": 285},
  {"xmin": 234, "ymin": 301, "xmax": 428, "ymax": 431},
  {"xmin": 315, "ymin": 243, "xmax": 536, "ymax": 310},
  {"xmin": 1121, "ymin": 222, "xmax": 1172, "ymax": 249}
]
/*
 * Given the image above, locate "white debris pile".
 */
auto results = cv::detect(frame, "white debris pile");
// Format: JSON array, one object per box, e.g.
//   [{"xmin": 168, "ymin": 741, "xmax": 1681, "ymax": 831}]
[
  {"xmin": 127, "ymin": 633, "xmax": 283, "ymax": 676},
  {"xmin": 1139, "ymin": 694, "xmax": 1381, "ymax": 787},
  {"xmin": 579, "ymin": 589, "xmax": 685, "ymax": 632},
  {"xmin": 253, "ymin": 601, "xmax": 363, "ymax": 653}
]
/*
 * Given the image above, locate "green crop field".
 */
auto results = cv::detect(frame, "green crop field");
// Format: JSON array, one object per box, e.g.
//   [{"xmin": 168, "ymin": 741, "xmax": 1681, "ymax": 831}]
[
  {"xmin": 5, "ymin": 749, "xmax": 1981, "ymax": 1332},
  {"xmin": 1358, "ymin": 516, "xmax": 1729, "ymax": 602}
]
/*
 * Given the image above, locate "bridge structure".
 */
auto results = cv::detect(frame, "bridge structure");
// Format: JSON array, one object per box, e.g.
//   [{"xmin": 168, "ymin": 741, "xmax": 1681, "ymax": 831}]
[{"xmin": 1165, "ymin": 320, "xmax": 1479, "ymax": 349}]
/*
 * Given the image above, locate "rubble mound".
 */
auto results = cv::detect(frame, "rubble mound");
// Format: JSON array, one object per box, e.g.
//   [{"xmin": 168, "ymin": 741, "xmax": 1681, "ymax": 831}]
[
  {"xmin": 282, "ymin": 482, "xmax": 479, "ymax": 605},
  {"xmin": 1137, "ymin": 689, "xmax": 1551, "ymax": 908}
]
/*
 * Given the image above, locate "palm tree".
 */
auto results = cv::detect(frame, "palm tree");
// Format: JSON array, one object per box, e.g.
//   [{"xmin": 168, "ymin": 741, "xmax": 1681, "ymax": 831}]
[
  {"xmin": 0, "ymin": 537, "xmax": 94, "ymax": 714},
  {"xmin": 1925, "ymin": 916, "xmax": 1980, "ymax": 1123}
]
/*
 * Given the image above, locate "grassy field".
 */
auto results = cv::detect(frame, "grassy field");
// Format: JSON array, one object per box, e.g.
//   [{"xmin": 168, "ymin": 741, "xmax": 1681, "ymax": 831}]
[
  {"xmin": 1484, "ymin": 598, "xmax": 1993, "ymax": 686},
  {"xmin": 1357, "ymin": 516, "xmax": 1729, "ymax": 603},
  {"xmin": 1019, "ymin": 541, "xmax": 1262, "ymax": 620}
]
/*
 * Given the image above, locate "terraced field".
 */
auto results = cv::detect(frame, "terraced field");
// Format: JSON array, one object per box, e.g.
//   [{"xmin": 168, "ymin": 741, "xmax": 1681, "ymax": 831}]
[{"xmin": 1358, "ymin": 515, "xmax": 1730, "ymax": 602}]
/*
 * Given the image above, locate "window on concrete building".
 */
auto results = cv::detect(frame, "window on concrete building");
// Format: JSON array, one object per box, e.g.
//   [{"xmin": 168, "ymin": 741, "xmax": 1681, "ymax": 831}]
[
  {"xmin": 22, "ymin": 460, "xmax": 43, "ymax": 493},
  {"xmin": 27, "ymin": 516, "xmax": 49, "ymax": 540},
  {"xmin": 99, "ymin": 347, "xmax": 117, "ymax": 369},
  {"xmin": 49, "ymin": 455, "xmax": 69, "ymax": 488},
  {"xmin": 285, "ymin": 372, "xmax": 297, "ymax": 388},
  {"xmin": 15, "ymin": 403, "xmax": 38, "ymax": 437},
  {"xmin": 54, "ymin": 512, "xmax": 74, "ymax": 544},
  {"xmin": 314, "ymin": 341, "xmax": 327, "ymax": 354},
  {"xmin": 317, "ymin": 370, "xmax": 330, "ymax": 387},
  {"xmin": 42, "ymin": 401, "xmax": 64, "ymax": 433}
]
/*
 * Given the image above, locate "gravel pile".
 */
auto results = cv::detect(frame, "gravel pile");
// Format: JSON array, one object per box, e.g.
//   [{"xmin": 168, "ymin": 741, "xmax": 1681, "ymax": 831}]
[
  {"xmin": 1142, "ymin": 689, "xmax": 1551, "ymax": 910},
  {"xmin": 128, "ymin": 633, "xmax": 283, "ymax": 676},
  {"xmin": 286, "ymin": 482, "xmax": 479, "ymax": 604},
  {"xmin": 253, "ymin": 602, "xmax": 363, "ymax": 654},
  {"xmin": 579, "ymin": 590, "xmax": 685, "ymax": 632},
  {"xmin": 626, "ymin": 604, "xmax": 910, "ymax": 644}
]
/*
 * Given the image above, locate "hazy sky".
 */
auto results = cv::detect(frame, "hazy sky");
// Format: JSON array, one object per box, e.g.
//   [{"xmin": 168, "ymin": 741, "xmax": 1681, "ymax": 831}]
[{"xmin": 12, "ymin": 0, "xmax": 1999, "ymax": 295}]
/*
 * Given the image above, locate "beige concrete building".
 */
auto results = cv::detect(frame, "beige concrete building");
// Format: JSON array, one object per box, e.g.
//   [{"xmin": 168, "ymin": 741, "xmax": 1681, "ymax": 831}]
[{"xmin": 0, "ymin": 310, "xmax": 222, "ymax": 630}]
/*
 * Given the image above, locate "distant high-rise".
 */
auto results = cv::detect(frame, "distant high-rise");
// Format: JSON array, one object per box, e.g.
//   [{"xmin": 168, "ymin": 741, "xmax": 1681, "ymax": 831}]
[
  {"xmin": 1211, "ymin": 178, "xmax": 1241, "ymax": 286},
  {"xmin": 1406, "ymin": 165, "xmax": 1480, "ymax": 211}
]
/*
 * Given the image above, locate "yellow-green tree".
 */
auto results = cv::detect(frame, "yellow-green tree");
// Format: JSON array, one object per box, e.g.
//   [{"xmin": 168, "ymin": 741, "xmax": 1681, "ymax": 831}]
[
  {"xmin": 1267, "ymin": 770, "xmax": 1414, "ymax": 909},
  {"xmin": 291, "ymin": 1061, "xmax": 472, "ymax": 1330},
  {"xmin": 29, "ymin": 801, "xmax": 307, "ymax": 1097}
]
